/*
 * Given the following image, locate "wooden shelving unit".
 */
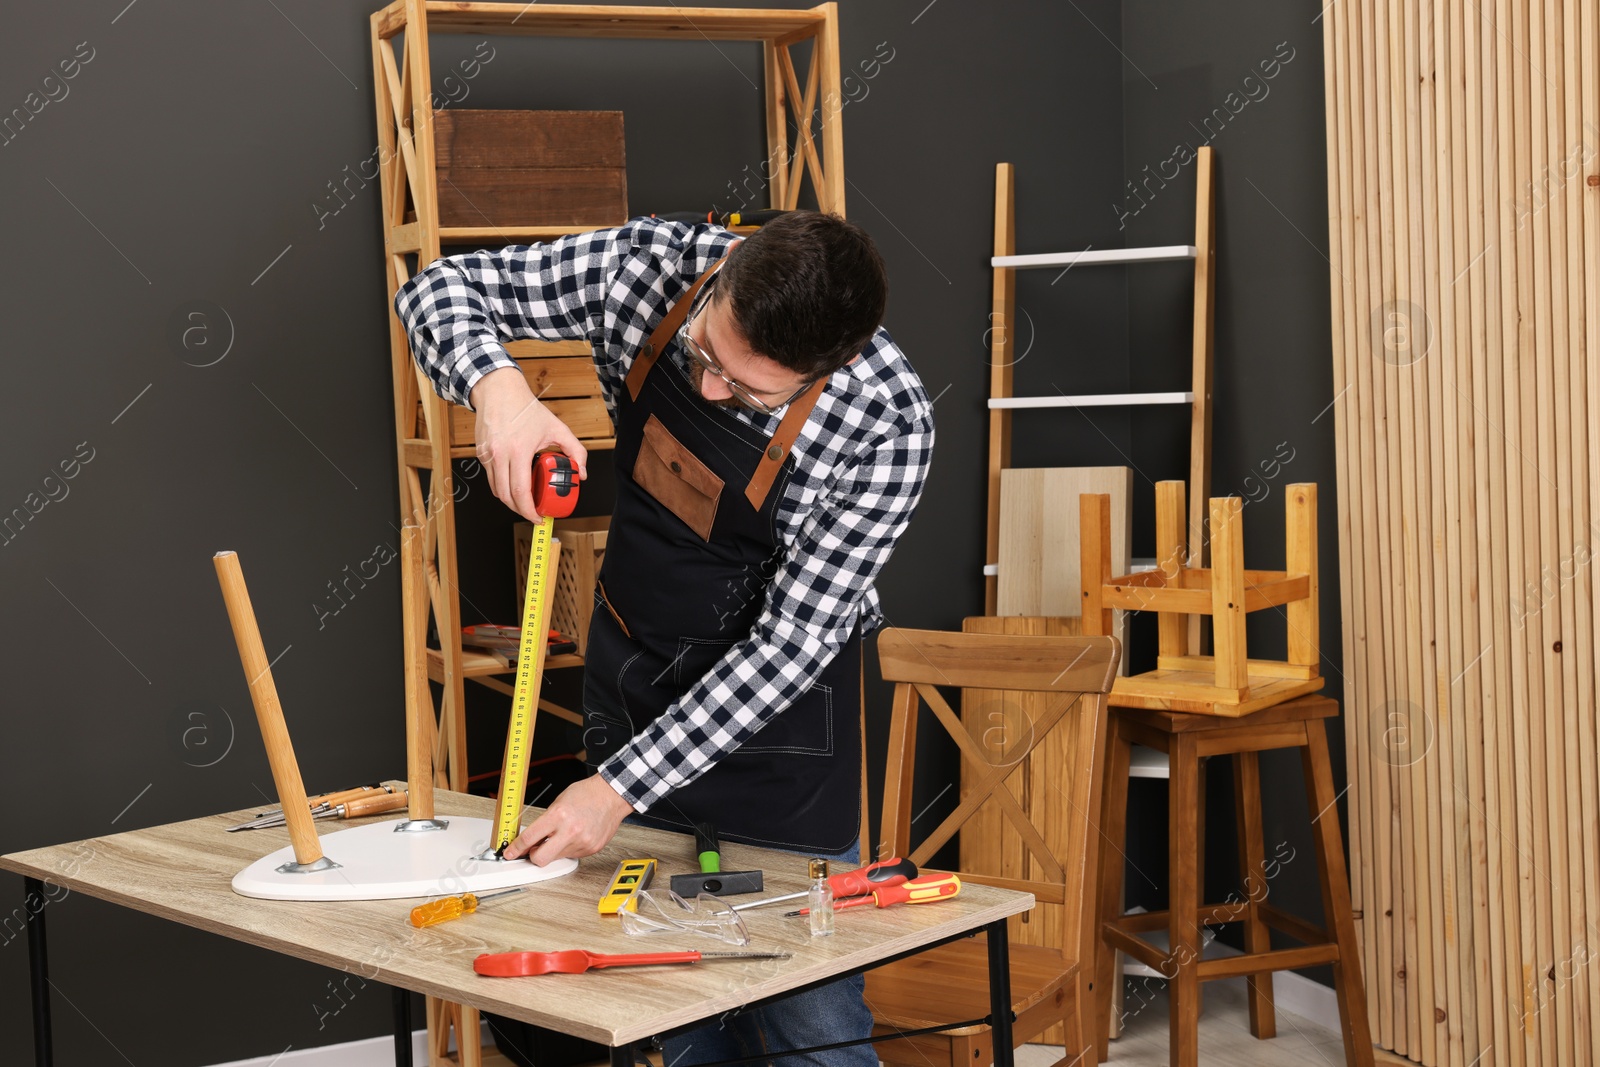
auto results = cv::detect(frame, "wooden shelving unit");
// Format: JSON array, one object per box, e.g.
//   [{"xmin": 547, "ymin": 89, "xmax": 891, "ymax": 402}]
[{"xmin": 369, "ymin": 5, "xmax": 848, "ymax": 1064}]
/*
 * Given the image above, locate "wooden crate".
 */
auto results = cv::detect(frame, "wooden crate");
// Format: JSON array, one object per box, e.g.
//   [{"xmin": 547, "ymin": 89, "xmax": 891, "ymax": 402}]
[{"xmin": 428, "ymin": 109, "xmax": 628, "ymax": 228}]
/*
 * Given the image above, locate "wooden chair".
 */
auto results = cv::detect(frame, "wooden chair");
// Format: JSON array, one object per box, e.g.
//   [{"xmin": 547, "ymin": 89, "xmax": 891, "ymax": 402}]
[{"xmin": 866, "ymin": 627, "xmax": 1122, "ymax": 1067}]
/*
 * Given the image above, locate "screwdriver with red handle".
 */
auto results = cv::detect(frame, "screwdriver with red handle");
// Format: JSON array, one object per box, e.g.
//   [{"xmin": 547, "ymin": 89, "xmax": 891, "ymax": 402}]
[
  {"xmin": 731, "ymin": 857, "xmax": 919, "ymax": 911},
  {"xmin": 785, "ymin": 873, "xmax": 962, "ymax": 916}
]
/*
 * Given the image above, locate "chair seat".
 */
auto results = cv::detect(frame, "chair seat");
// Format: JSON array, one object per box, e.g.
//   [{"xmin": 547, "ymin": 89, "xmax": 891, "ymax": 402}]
[{"xmin": 864, "ymin": 936, "xmax": 1077, "ymax": 1034}]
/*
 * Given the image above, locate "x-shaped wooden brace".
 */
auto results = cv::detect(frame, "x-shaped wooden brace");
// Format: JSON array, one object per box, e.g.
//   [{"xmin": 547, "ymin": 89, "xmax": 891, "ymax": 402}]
[{"xmin": 907, "ymin": 681, "xmax": 1083, "ymax": 885}]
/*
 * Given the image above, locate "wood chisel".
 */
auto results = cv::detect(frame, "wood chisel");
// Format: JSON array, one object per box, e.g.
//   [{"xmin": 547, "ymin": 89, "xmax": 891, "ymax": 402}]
[
  {"xmin": 226, "ymin": 785, "xmax": 396, "ymax": 831},
  {"xmin": 240, "ymin": 790, "xmax": 408, "ymax": 830}
]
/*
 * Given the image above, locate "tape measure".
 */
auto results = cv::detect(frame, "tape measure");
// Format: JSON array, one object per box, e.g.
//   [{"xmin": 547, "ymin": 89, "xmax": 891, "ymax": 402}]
[{"xmin": 491, "ymin": 452, "xmax": 579, "ymax": 857}]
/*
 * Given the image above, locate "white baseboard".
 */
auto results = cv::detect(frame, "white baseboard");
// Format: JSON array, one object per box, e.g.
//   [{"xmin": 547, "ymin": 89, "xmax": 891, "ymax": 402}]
[
  {"xmin": 205, "ymin": 1019, "xmax": 490, "ymax": 1067},
  {"xmin": 1271, "ymin": 967, "xmax": 1342, "ymax": 1035}
]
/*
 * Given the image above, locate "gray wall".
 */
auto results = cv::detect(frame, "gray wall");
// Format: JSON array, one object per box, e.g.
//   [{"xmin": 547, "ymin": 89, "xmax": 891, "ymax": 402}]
[{"xmin": 0, "ymin": 1, "xmax": 1338, "ymax": 1061}]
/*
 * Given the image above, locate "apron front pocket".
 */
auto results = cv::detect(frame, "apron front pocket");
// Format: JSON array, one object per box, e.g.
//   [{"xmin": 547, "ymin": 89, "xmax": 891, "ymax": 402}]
[
  {"xmin": 670, "ymin": 635, "xmax": 835, "ymax": 756},
  {"xmin": 633, "ymin": 414, "xmax": 724, "ymax": 541}
]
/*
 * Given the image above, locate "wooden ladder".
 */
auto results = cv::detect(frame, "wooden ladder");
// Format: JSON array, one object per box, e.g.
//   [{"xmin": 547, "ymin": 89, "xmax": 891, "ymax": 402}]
[{"xmin": 983, "ymin": 148, "xmax": 1217, "ymax": 618}]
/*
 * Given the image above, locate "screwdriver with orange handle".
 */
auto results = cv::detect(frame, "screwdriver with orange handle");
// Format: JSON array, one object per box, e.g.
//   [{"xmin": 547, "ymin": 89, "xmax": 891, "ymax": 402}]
[
  {"xmin": 784, "ymin": 873, "xmax": 962, "ymax": 916},
  {"xmin": 732, "ymin": 857, "xmax": 919, "ymax": 911},
  {"xmin": 410, "ymin": 887, "xmax": 527, "ymax": 928}
]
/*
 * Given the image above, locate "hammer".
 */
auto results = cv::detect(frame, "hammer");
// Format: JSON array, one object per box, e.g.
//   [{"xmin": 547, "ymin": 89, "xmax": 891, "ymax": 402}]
[{"xmin": 669, "ymin": 823, "xmax": 764, "ymax": 897}]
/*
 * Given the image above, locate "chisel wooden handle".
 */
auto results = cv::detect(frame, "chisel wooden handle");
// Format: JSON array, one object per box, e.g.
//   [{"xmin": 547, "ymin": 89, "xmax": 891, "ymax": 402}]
[
  {"xmin": 213, "ymin": 551, "xmax": 322, "ymax": 867},
  {"xmin": 315, "ymin": 785, "xmax": 390, "ymax": 809},
  {"xmin": 341, "ymin": 791, "xmax": 408, "ymax": 818}
]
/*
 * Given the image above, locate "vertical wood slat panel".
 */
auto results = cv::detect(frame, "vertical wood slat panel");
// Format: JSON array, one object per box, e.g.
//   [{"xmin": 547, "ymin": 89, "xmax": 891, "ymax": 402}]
[{"xmin": 1322, "ymin": 2, "xmax": 1600, "ymax": 1063}]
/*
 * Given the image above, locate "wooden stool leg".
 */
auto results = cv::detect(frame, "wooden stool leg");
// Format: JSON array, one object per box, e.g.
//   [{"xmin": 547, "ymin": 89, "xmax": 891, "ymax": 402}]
[
  {"xmin": 1167, "ymin": 734, "xmax": 1202, "ymax": 1067},
  {"xmin": 1194, "ymin": 756, "xmax": 1207, "ymax": 1019},
  {"xmin": 1095, "ymin": 713, "xmax": 1134, "ymax": 1060},
  {"xmin": 1233, "ymin": 751, "xmax": 1277, "ymax": 1038},
  {"xmin": 1300, "ymin": 721, "xmax": 1375, "ymax": 1067}
]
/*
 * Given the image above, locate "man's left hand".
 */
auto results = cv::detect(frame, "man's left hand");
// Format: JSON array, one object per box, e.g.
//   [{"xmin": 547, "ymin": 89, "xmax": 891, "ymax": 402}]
[{"xmin": 503, "ymin": 774, "xmax": 634, "ymax": 866}]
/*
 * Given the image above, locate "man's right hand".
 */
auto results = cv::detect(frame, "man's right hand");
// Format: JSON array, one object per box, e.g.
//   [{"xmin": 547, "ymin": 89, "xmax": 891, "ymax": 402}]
[{"xmin": 470, "ymin": 366, "xmax": 589, "ymax": 522}]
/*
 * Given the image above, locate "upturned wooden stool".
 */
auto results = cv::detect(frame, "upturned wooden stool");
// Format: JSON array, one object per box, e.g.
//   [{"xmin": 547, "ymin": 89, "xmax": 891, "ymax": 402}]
[{"xmin": 1092, "ymin": 695, "xmax": 1374, "ymax": 1067}]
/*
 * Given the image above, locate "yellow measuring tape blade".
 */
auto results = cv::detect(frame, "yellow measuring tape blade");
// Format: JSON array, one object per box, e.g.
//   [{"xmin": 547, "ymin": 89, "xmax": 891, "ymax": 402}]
[{"xmin": 491, "ymin": 516, "xmax": 557, "ymax": 855}]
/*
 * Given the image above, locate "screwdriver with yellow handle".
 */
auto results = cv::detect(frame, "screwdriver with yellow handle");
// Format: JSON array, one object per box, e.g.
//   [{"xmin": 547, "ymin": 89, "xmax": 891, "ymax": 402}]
[
  {"xmin": 785, "ymin": 873, "xmax": 962, "ymax": 916},
  {"xmin": 410, "ymin": 887, "xmax": 527, "ymax": 928}
]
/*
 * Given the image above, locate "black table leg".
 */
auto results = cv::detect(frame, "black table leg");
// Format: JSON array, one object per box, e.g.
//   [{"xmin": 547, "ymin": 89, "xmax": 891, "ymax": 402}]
[
  {"xmin": 610, "ymin": 1043, "xmax": 634, "ymax": 1067},
  {"xmin": 392, "ymin": 986, "xmax": 413, "ymax": 1067},
  {"xmin": 25, "ymin": 877, "xmax": 53, "ymax": 1067},
  {"xmin": 987, "ymin": 917, "xmax": 1014, "ymax": 1067}
]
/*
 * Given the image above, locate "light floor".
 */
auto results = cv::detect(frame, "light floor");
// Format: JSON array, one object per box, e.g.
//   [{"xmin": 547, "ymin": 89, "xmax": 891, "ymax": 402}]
[{"xmin": 1016, "ymin": 975, "xmax": 1351, "ymax": 1067}]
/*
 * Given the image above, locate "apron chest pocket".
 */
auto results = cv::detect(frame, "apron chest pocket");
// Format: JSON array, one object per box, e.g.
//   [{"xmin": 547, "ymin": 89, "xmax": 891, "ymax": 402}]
[{"xmin": 633, "ymin": 414, "xmax": 724, "ymax": 541}]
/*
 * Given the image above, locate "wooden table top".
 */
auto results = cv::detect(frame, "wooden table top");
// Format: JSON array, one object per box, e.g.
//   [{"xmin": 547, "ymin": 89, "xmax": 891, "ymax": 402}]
[{"xmin": 1, "ymin": 786, "xmax": 1033, "ymax": 1046}]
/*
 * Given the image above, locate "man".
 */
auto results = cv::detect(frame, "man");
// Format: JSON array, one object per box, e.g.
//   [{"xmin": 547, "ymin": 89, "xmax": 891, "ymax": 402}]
[{"xmin": 395, "ymin": 211, "xmax": 933, "ymax": 1066}]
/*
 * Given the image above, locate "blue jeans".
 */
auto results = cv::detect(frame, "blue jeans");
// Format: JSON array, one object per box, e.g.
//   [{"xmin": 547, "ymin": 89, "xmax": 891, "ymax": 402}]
[{"xmin": 660, "ymin": 839, "xmax": 876, "ymax": 1067}]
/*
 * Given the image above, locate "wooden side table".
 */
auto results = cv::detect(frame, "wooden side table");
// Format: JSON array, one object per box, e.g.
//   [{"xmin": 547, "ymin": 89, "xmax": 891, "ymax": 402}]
[{"xmin": 1091, "ymin": 695, "xmax": 1374, "ymax": 1067}]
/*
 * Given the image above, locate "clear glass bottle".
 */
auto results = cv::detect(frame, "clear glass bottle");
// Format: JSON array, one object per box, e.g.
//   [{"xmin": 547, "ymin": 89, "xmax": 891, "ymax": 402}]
[{"xmin": 807, "ymin": 858, "xmax": 835, "ymax": 937}]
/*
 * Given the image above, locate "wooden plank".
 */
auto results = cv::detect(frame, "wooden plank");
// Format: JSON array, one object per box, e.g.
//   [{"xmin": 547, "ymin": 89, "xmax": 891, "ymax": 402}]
[
  {"xmin": 1209, "ymin": 497, "xmax": 1247, "ymax": 691},
  {"xmin": 996, "ymin": 467, "xmax": 1131, "ymax": 617},
  {"xmin": 420, "ymin": 4, "xmax": 825, "ymax": 42},
  {"xmin": 762, "ymin": 40, "xmax": 790, "ymax": 211},
  {"xmin": 985, "ymin": 164, "xmax": 1016, "ymax": 614},
  {"xmin": 1574, "ymin": 0, "xmax": 1600, "ymax": 1055},
  {"xmin": 815, "ymin": 3, "xmax": 845, "ymax": 215},
  {"xmin": 1189, "ymin": 145, "xmax": 1216, "ymax": 591},
  {"xmin": 1078, "ymin": 493, "xmax": 1113, "ymax": 637},
  {"xmin": 517, "ymin": 357, "xmax": 603, "ymax": 400},
  {"xmin": 1154, "ymin": 655, "xmax": 1318, "ymax": 681},
  {"xmin": 1156, "ymin": 480, "xmax": 1189, "ymax": 658},
  {"xmin": 1195, "ymin": 945, "xmax": 1341, "ymax": 981},
  {"xmin": 503, "ymin": 339, "xmax": 592, "ymax": 357},
  {"xmin": 430, "ymin": 110, "xmax": 626, "ymax": 229},
  {"xmin": 1107, "ymin": 673, "xmax": 1323, "ymax": 718},
  {"xmin": 448, "ymin": 396, "xmax": 612, "ymax": 445},
  {"xmin": 1284, "ymin": 483, "xmax": 1319, "ymax": 669},
  {"xmin": 877, "ymin": 628, "xmax": 1118, "ymax": 695}
]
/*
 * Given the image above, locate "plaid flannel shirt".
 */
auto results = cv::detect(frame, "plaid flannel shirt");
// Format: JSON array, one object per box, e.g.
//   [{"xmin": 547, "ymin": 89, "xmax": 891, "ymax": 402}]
[{"xmin": 394, "ymin": 219, "xmax": 934, "ymax": 812}]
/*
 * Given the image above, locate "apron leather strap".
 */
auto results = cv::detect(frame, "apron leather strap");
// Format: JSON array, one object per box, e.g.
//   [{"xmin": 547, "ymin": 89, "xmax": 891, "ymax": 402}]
[
  {"xmin": 624, "ymin": 249, "xmax": 831, "ymax": 513},
  {"xmin": 743, "ymin": 377, "xmax": 827, "ymax": 510},
  {"xmin": 625, "ymin": 254, "xmax": 731, "ymax": 402}
]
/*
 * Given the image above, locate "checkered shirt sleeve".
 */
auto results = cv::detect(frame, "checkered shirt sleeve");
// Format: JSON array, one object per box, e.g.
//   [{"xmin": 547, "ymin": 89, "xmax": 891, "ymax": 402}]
[{"xmin": 394, "ymin": 219, "xmax": 935, "ymax": 813}]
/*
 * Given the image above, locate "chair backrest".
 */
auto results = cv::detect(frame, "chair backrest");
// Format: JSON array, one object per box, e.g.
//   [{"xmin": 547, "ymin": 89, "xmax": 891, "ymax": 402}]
[{"xmin": 876, "ymin": 625, "xmax": 1120, "ymax": 964}]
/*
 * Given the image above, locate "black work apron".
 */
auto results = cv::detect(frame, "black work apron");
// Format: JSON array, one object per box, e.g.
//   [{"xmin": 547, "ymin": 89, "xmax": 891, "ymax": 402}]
[{"xmin": 582, "ymin": 257, "xmax": 862, "ymax": 854}]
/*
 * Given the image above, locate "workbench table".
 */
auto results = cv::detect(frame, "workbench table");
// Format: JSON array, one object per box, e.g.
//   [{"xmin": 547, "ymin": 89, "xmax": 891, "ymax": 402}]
[{"xmin": 3, "ymin": 788, "xmax": 1033, "ymax": 1067}]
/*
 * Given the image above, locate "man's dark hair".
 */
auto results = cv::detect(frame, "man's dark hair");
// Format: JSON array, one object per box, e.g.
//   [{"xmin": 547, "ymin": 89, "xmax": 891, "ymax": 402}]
[{"xmin": 717, "ymin": 211, "xmax": 889, "ymax": 379}]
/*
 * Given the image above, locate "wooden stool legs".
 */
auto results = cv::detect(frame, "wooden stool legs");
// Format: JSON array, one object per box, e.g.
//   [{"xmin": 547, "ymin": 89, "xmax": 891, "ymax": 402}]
[
  {"xmin": 1094, "ymin": 716, "xmax": 1133, "ymax": 1064},
  {"xmin": 1302, "ymin": 723, "xmax": 1375, "ymax": 1067},
  {"xmin": 1094, "ymin": 700, "xmax": 1374, "ymax": 1066},
  {"xmin": 1166, "ymin": 734, "xmax": 1202, "ymax": 1067},
  {"xmin": 1232, "ymin": 751, "xmax": 1276, "ymax": 1038}
]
